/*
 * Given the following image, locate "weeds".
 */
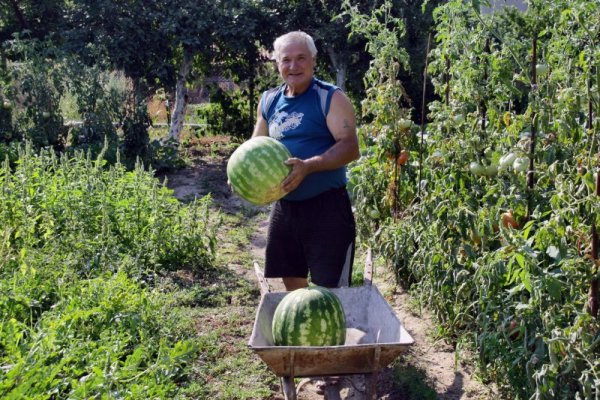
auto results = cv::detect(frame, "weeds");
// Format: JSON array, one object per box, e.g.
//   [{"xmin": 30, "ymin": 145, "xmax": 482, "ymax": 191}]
[{"xmin": 0, "ymin": 143, "xmax": 218, "ymax": 398}]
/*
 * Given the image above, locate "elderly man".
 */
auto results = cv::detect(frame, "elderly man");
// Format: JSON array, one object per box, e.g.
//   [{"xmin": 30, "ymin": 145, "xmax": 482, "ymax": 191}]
[{"xmin": 252, "ymin": 31, "xmax": 359, "ymax": 291}]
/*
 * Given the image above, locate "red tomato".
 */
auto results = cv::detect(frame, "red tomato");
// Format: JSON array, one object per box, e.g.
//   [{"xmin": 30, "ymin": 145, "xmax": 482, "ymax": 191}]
[
  {"xmin": 397, "ymin": 150, "xmax": 409, "ymax": 166},
  {"xmin": 501, "ymin": 211, "xmax": 519, "ymax": 229}
]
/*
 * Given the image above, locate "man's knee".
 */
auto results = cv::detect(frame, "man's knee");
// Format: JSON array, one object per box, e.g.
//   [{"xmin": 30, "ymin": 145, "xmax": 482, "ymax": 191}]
[{"xmin": 282, "ymin": 277, "xmax": 308, "ymax": 291}]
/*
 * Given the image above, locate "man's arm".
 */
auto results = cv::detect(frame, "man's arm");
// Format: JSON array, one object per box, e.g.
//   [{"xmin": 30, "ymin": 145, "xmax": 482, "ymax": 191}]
[
  {"xmin": 252, "ymin": 101, "xmax": 269, "ymax": 137},
  {"xmin": 282, "ymin": 90, "xmax": 359, "ymax": 193}
]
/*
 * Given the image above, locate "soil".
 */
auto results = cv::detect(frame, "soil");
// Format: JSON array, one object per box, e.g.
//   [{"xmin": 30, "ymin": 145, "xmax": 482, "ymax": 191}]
[{"xmin": 160, "ymin": 135, "xmax": 497, "ymax": 400}]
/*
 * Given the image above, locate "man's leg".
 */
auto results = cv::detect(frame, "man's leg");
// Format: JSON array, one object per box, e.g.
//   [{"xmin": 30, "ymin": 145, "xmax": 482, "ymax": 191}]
[
  {"xmin": 282, "ymin": 277, "xmax": 308, "ymax": 291},
  {"xmin": 265, "ymin": 200, "xmax": 309, "ymax": 287}
]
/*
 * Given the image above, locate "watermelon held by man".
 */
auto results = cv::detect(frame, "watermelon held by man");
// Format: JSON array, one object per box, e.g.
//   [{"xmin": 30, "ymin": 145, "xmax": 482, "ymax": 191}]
[
  {"xmin": 227, "ymin": 136, "xmax": 292, "ymax": 205},
  {"xmin": 272, "ymin": 286, "xmax": 347, "ymax": 347}
]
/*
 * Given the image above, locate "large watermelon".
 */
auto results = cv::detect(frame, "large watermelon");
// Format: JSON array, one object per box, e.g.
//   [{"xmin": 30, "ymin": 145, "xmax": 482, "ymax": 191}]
[
  {"xmin": 227, "ymin": 136, "xmax": 292, "ymax": 205},
  {"xmin": 272, "ymin": 286, "xmax": 346, "ymax": 347}
]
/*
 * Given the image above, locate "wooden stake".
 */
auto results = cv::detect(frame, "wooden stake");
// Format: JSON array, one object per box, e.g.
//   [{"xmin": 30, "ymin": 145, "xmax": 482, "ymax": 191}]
[
  {"xmin": 590, "ymin": 69, "xmax": 598, "ymax": 319},
  {"xmin": 590, "ymin": 221, "xmax": 598, "ymax": 318},
  {"xmin": 445, "ymin": 57, "xmax": 451, "ymax": 105},
  {"xmin": 528, "ymin": 37, "xmax": 537, "ymax": 190},
  {"xmin": 418, "ymin": 31, "xmax": 432, "ymax": 198}
]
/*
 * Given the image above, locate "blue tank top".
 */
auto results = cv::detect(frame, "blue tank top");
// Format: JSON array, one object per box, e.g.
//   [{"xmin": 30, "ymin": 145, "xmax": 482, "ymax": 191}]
[{"xmin": 260, "ymin": 78, "xmax": 347, "ymax": 201}]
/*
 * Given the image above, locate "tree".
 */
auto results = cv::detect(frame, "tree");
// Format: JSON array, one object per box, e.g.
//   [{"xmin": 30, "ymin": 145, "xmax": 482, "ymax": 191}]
[
  {"xmin": 260, "ymin": 0, "xmax": 441, "ymax": 120},
  {"xmin": 393, "ymin": 0, "xmax": 445, "ymax": 122},
  {"xmin": 262, "ymin": 0, "xmax": 372, "ymax": 93},
  {"xmin": 0, "ymin": 0, "xmax": 67, "ymax": 43},
  {"xmin": 159, "ymin": 0, "xmax": 225, "ymax": 140},
  {"xmin": 210, "ymin": 0, "xmax": 280, "ymax": 135},
  {"xmin": 63, "ymin": 0, "xmax": 174, "ymax": 93},
  {"xmin": 61, "ymin": 0, "xmax": 278, "ymax": 141}
]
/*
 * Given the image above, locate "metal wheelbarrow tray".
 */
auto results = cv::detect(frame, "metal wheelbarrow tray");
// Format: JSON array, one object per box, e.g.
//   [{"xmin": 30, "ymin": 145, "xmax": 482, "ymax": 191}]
[{"xmin": 248, "ymin": 256, "xmax": 414, "ymax": 399}]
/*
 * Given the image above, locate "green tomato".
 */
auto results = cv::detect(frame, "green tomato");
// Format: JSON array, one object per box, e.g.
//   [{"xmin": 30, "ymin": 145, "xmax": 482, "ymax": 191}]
[
  {"xmin": 469, "ymin": 161, "xmax": 485, "ymax": 176},
  {"xmin": 398, "ymin": 119, "xmax": 412, "ymax": 130},
  {"xmin": 453, "ymin": 114, "xmax": 465, "ymax": 125},
  {"xmin": 519, "ymin": 131, "xmax": 531, "ymax": 139},
  {"xmin": 484, "ymin": 164, "xmax": 498, "ymax": 177},
  {"xmin": 498, "ymin": 152, "xmax": 517, "ymax": 170},
  {"xmin": 513, "ymin": 157, "xmax": 529, "ymax": 173},
  {"xmin": 2, "ymin": 101, "xmax": 11, "ymax": 110},
  {"xmin": 535, "ymin": 63, "xmax": 549, "ymax": 77},
  {"xmin": 429, "ymin": 150, "xmax": 444, "ymax": 162},
  {"xmin": 368, "ymin": 208, "xmax": 381, "ymax": 219}
]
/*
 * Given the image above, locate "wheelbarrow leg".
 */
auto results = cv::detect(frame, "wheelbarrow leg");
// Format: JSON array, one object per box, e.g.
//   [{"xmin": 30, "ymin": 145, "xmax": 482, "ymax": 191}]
[
  {"xmin": 365, "ymin": 345, "xmax": 382, "ymax": 399},
  {"xmin": 365, "ymin": 372, "xmax": 379, "ymax": 399},
  {"xmin": 281, "ymin": 376, "xmax": 297, "ymax": 400}
]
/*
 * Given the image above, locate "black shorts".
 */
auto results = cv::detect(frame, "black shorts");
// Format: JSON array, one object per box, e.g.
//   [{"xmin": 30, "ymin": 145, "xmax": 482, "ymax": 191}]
[{"xmin": 264, "ymin": 187, "xmax": 356, "ymax": 287}]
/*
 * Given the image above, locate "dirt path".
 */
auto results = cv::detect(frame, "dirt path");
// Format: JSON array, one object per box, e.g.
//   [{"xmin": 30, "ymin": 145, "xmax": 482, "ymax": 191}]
[{"xmin": 160, "ymin": 136, "xmax": 496, "ymax": 400}]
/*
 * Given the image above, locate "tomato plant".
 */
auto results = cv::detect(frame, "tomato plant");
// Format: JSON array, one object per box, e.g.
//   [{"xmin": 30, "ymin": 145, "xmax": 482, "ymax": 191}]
[{"xmin": 351, "ymin": 0, "xmax": 600, "ymax": 398}]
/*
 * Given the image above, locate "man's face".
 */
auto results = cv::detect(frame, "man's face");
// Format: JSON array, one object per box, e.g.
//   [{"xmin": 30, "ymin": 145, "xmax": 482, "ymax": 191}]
[{"xmin": 276, "ymin": 41, "xmax": 315, "ymax": 91}]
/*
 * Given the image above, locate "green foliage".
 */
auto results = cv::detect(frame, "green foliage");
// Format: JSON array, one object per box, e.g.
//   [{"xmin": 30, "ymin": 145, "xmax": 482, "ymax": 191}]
[
  {"xmin": 351, "ymin": 0, "xmax": 600, "ymax": 398},
  {"xmin": 63, "ymin": 0, "xmax": 174, "ymax": 90},
  {"xmin": 211, "ymin": 87, "xmax": 253, "ymax": 138},
  {"xmin": 194, "ymin": 102, "xmax": 225, "ymax": 136},
  {"xmin": 147, "ymin": 137, "xmax": 186, "ymax": 172},
  {"xmin": 0, "ymin": 142, "xmax": 219, "ymax": 398},
  {"xmin": 0, "ymin": 104, "xmax": 14, "ymax": 143},
  {"xmin": 122, "ymin": 98, "xmax": 152, "ymax": 168},
  {"xmin": 65, "ymin": 62, "xmax": 126, "ymax": 161},
  {"xmin": 4, "ymin": 36, "xmax": 171, "ymax": 170},
  {"xmin": 0, "ymin": 144, "xmax": 217, "ymax": 279},
  {"xmin": 0, "ymin": 271, "xmax": 199, "ymax": 399},
  {"xmin": 0, "ymin": 51, "xmax": 16, "ymax": 142},
  {"xmin": 0, "ymin": 0, "xmax": 68, "ymax": 44},
  {"xmin": 344, "ymin": 0, "xmax": 418, "ymax": 223},
  {"xmin": 5, "ymin": 36, "xmax": 66, "ymax": 148}
]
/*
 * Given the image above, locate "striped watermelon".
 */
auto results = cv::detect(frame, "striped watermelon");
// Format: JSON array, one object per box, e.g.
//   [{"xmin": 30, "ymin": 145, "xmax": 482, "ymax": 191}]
[
  {"xmin": 272, "ymin": 286, "xmax": 346, "ymax": 347},
  {"xmin": 227, "ymin": 136, "xmax": 292, "ymax": 205}
]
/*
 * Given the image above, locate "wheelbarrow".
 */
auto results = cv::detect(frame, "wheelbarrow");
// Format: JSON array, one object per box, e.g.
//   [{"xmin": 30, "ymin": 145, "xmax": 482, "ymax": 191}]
[{"xmin": 248, "ymin": 250, "xmax": 414, "ymax": 399}]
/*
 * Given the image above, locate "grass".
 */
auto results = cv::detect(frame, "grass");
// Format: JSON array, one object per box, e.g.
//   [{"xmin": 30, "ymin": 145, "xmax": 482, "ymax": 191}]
[
  {"xmin": 159, "ymin": 181, "xmax": 277, "ymax": 399},
  {"xmin": 188, "ymin": 306, "xmax": 275, "ymax": 399}
]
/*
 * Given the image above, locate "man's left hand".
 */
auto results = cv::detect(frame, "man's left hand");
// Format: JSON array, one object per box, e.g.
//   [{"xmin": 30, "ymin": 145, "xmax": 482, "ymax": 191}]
[{"xmin": 281, "ymin": 158, "xmax": 310, "ymax": 193}]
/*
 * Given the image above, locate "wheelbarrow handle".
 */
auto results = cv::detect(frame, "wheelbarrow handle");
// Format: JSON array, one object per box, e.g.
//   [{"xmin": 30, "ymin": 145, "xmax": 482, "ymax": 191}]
[
  {"xmin": 253, "ymin": 261, "xmax": 271, "ymax": 296},
  {"xmin": 363, "ymin": 248, "xmax": 373, "ymax": 286}
]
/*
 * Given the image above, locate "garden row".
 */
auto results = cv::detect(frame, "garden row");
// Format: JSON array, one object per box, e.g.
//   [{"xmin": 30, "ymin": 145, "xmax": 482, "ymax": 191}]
[
  {"xmin": 350, "ymin": 1, "xmax": 599, "ymax": 398},
  {"xmin": 0, "ymin": 145, "xmax": 218, "ymax": 398}
]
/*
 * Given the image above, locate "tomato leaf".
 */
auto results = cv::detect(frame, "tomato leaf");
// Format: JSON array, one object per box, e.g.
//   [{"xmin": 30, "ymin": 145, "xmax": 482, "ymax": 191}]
[
  {"xmin": 582, "ymin": 171, "xmax": 595, "ymax": 191},
  {"xmin": 545, "ymin": 277, "xmax": 562, "ymax": 301},
  {"xmin": 514, "ymin": 253, "xmax": 526, "ymax": 269},
  {"xmin": 520, "ymin": 269, "xmax": 532, "ymax": 293},
  {"xmin": 522, "ymin": 220, "xmax": 535, "ymax": 239}
]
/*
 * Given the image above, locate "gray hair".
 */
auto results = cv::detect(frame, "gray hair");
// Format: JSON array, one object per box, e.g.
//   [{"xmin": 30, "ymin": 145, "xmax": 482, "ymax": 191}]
[{"xmin": 272, "ymin": 31, "xmax": 317, "ymax": 62}]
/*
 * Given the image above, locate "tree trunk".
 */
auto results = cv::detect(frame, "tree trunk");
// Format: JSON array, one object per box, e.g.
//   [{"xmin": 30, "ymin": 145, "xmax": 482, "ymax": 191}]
[
  {"xmin": 8, "ymin": 0, "xmax": 28, "ymax": 32},
  {"xmin": 326, "ymin": 47, "xmax": 347, "ymax": 91},
  {"xmin": 168, "ymin": 51, "xmax": 193, "ymax": 141}
]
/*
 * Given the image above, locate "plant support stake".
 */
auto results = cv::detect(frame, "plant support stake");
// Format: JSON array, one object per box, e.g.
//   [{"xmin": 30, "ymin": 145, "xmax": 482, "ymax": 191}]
[
  {"xmin": 528, "ymin": 37, "xmax": 537, "ymax": 190},
  {"xmin": 418, "ymin": 31, "xmax": 432, "ymax": 198},
  {"xmin": 591, "ymin": 218, "xmax": 598, "ymax": 318},
  {"xmin": 445, "ymin": 57, "xmax": 451, "ymax": 105},
  {"xmin": 591, "ymin": 70, "xmax": 598, "ymax": 319}
]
